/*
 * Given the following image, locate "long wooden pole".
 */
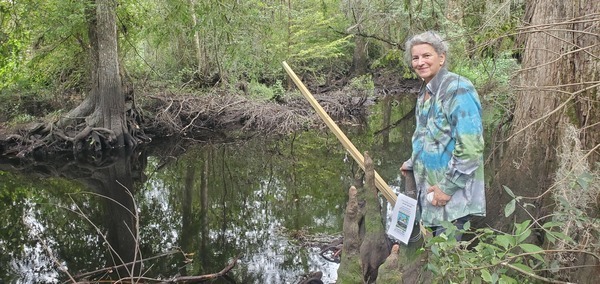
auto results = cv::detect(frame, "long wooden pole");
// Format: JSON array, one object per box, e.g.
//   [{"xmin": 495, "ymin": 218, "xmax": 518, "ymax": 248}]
[{"xmin": 282, "ymin": 61, "xmax": 397, "ymax": 205}]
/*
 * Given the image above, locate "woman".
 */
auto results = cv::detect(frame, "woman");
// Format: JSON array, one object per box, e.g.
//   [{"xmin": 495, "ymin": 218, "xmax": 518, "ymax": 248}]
[{"xmin": 400, "ymin": 31, "xmax": 486, "ymax": 238}]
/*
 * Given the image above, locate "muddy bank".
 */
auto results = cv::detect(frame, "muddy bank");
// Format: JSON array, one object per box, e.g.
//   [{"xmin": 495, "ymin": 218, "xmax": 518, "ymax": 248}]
[{"xmin": 0, "ymin": 76, "xmax": 420, "ymax": 161}]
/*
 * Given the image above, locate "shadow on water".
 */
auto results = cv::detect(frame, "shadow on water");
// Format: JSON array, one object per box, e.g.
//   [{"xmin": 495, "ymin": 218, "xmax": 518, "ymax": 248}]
[{"xmin": 0, "ymin": 93, "xmax": 416, "ymax": 283}]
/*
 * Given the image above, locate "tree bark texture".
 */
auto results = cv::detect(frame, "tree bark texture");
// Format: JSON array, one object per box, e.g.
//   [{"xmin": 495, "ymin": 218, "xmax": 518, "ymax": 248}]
[
  {"xmin": 345, "ymin": 0, "xmax": 369, "ymax": 76},
  {"xmin": 488, "ymin": 0, "xmax": 599, "ymax": 227},
  {"xmin": 567, "ymin": 1, "xmax": 600, "ymax": 166},
  {"xmin": 54, "ymin": 0, "xmax": 145, "ymax": 153},
  {"xmin": 338, "ymin": 152, "xmax": 392, "ymax": 283},
  {"xmin": 488, "ymin": 1, "xmax": 599, "ymax": 282},
  {"xmin": 96, "ymin": 0, "xmax": 125, "ymax": 146}
]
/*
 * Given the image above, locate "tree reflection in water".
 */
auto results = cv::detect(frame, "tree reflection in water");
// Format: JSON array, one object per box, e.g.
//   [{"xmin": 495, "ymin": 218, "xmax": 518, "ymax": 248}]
[
  {"xmin": 0, "ymin": 135, "xmax": 349, "ymax": 283},
  {"xmin": 0, "ymin": 103, "xmax": 414, "ymax": 283}
]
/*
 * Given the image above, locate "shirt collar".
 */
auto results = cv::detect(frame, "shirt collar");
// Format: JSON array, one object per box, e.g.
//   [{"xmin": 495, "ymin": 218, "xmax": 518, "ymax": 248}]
[{"xmin": 425, "ymin": 68, "xmax": 449, "ymax": 94}]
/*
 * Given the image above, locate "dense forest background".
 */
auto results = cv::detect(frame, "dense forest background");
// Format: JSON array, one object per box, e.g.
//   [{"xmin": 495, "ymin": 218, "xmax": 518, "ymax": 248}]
[
  {"xmin": 1, "ymin": 0, "xmax": 598, "ymax": 283},
  {"xmin": 1, "ymin": 0, "xmax": 523, "ymax": 121}
]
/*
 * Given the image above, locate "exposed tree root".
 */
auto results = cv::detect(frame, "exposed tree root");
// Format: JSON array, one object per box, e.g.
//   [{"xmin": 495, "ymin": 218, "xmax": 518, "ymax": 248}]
[{"xmin": 0, "ymin": 89, "xmax": 368, "ymax": 159}]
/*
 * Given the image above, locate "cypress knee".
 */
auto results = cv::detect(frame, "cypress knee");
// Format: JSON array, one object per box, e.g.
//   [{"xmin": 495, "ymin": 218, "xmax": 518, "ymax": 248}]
[{"xmin": 359, "ymin": 151, "xmax": 392, "ymax": 283}]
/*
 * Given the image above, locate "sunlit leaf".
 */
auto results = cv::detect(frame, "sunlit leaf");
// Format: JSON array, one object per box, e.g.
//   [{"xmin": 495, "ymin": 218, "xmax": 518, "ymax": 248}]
[
  {"xmin": 542, "ymin": 221, "xmax": 562, "ymax": 229},
  {"xmin": 481, "ymin": 269, "xmax": 492, "ymax": 282},
  {"xmin": 495, "ymin": 234, "xmax": 513, "ymax": 249},
  {"xmin": 463, "ymin": 220, "xmax": 471, "ymax": 231},
  {"xmin": 503, "ymin": 185, "xmax": 515, "ymax": 198},
  {"xmin": 499, "ymin": 274, "xmax": 518, "ymax": 284},
  {"xmin": 504, "ymin": 199, "xmax": 515, "ymax": 217},
  {"xmin": 516, "ymin": 229, "xmax": 531, "ymax": 244}
]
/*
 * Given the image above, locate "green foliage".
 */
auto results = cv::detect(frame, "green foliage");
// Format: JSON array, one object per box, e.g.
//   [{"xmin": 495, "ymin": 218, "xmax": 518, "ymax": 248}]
[
  {"xmin": 246, "ymin": 79, "xmax": 287, "ymax": 101},
  {"xmin": 1, "ymin": 0, "xmax": 527, "ymax": 122},
  {"xmin": 348, "ymin": 74, "xmax": 375, "ymax": 96},
  {"xmin": 452, "ymin": 53, "xmax": 518, "ymax": 91},
  {"xmin": 9, "ymin": 113, "xmax": 35, "ymax": 125},
  {"xmin": 426, "ymin": 220, "xmax": 542, "ymax": 283},
  {"xmin": 271, "ymin": 80, "xmax": 285, "ymax": 101},
  {"xmin": 371, "ymin": 49, "xmax": 414, "ymax": 79},
  {"xmin": 248, "ymin": 80, "xmax": 274, "ymax": 101},
  {"xmin": 426, "ymin": 181, "xmax": 599, "ymax": 283}
]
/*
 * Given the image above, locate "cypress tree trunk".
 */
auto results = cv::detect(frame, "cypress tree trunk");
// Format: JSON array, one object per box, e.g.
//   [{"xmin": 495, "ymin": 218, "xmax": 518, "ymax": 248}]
[
  {"xmin": 487, "ymin": 0, "xmax": 600, "ymax": 229},
  {"xmin": 485, "ymin": 0, "xmax": 599, "ymax": 282}
]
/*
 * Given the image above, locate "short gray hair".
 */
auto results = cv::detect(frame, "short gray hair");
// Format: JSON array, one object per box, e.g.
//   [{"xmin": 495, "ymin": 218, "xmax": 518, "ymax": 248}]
[{"xmin": 404, "ymin": 31, "xmax": 449, "ymax": 67}]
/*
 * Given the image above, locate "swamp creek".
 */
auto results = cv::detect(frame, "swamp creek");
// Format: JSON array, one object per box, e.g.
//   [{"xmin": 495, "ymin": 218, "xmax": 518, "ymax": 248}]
[{"xmin": 0, "ymin": 95, "xmax": 415, "ymax": 284}]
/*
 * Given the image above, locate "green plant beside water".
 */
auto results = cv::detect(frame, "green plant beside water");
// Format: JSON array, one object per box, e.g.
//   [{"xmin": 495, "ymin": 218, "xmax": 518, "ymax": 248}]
[{"xmin": 424, "ymin": 181, "xmax": 599, "ymax": 284}]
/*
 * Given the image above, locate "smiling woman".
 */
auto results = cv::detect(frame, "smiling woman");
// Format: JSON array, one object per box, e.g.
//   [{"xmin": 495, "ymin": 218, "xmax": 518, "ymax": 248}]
[
  {"xmin": 400, "ymin": 31, "xmax": 486, "ymax": 240},
  {"xmin": 404, "ymin": 31, "xmax": 449, "ymax": 84},
  {"xmin": 409, "ymin": 44, "xmax": 446, "ymax": 84}
]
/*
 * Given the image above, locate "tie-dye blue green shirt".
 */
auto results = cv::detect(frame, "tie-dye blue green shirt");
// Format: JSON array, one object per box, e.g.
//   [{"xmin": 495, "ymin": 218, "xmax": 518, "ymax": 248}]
[{"xmin": 404, "ymin": 68, "xmax": 486, "ymax": 227}]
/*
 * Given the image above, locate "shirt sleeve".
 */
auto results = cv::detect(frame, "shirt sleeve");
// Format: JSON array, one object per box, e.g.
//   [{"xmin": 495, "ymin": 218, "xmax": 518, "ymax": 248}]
[
  {"xmin": 403, "ymin": 158, "xmax": 413, "ymax": 170},
  {"xmin": 438, "ymin": 80, "xmax": 484, "ymax": 195}
]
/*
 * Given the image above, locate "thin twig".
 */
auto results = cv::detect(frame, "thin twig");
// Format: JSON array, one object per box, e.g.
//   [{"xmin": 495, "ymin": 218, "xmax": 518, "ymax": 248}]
[
  {"xmin": 166, "ymin": 256, "xmax": 239, "ymax": 283},
  {"xmin": 73, "ymin": 250, "xmax": 181, "ymax": 279}
]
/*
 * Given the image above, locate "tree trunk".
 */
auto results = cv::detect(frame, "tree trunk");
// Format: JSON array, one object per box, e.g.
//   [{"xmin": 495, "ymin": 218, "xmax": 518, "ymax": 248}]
[
  {"xmin": 345, "ymin": 0, "xmax": 369, "ymax": 76},
  {"xmin": 352, "ymin": 35, "xmax": 368, "ymax": 76},
  {"xmin": 568, "ymin": 1, "xmax": 600, "ymax": 166},
  {"xmin": 487, "ymin": 0, "xmax": 595, "ymax": 226},
  {"xmin": 56, "ymin": 0, "xmax": 147, "ymax": 153},
  {"xmin": 339, "ymin": 152, "xmax": 430, "ymax": 283},
  {"xmin": 189, "ymin": 0, "xmax": 210, "ymax": 80},
  {"xmin": 486, "ymin": 0, "xmax": 599, "ymax": 281},
  {"xmin": 96, "ymin": 0, "xmax": 125, "ymax": 146}
]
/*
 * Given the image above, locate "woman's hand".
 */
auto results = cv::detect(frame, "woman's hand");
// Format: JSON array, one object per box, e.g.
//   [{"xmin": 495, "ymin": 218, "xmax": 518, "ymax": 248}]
[{"xmin": 427, "ymin": 185, "xmax": 451, "ymax": 207}]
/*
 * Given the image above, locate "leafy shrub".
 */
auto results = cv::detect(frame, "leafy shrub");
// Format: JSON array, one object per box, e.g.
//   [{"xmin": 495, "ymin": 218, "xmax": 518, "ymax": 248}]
[
  {"xmin": 425, "ymin": 168, "xmax": 599, "ymax": 284},
  {"xmin": 248, "ymin": 81, "xmax": 274, "ymax": 101},
  {"xmin": 348, "ymin": 74, "xmax": 375, "ymax": 96}
]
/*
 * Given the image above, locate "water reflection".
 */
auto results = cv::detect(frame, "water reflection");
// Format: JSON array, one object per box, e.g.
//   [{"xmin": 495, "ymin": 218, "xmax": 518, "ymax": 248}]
[{"xmin": 0, "ymin": 94, "xmax": 415, "ymax": 283}]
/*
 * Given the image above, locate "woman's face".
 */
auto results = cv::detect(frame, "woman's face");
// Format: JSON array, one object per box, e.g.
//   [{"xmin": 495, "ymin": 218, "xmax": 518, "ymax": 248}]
[{"xmin": 411, "ymin": 43, "xmax": 445, "ymax": 83}]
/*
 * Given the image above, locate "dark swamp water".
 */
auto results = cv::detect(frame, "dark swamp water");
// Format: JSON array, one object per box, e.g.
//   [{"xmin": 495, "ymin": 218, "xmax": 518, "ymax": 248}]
[{"xmin": 0, "ymin": 95, "xmax": 416, "ymax": 284}]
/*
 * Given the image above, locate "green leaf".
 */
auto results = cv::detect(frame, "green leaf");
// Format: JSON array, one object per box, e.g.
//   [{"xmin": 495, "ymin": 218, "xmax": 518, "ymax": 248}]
[
  {"xmin": 504, "ymin": 199, "xmax": 516, "ymax": 217},
  {"xmin": 546, "ymin": 233, "xmax": 556, "ymax": 244},
  {"xmin": 515, "ymin": 220, "xmax": 531, "ymax": 235},
  {"xmin": 499, "ymin": 274, "xmax": 518, "ymax": 284},
  {"xmin": 430, "ymin": 236, "xmax": 447, "ymax": 243},
  {"xmin": 491, "ymin": 256, "xmax": 502, "ymax": 265},
  {"xmin": 576, "ymin": 172, "xmax": 592, "ymax": 190},
  {"xmin": 511, "ymin": 262, "xmax": 534, "ymax": 274},
  {"xmin": 503, "ymin": 185, "xmax": 515, "ymax": 198},
  {"xmin": 492, "ymin": 272, "xmax": 499, "ymax": 283},
  {"xmin": 495, "ymin": 235, "xmax": 513, "ymax": 249},
  {"xmin": 542, "ymin": 221, "xmax": 562, "ymax": 229},
  {"xmin": 427, "ymin": 263, "xmax": 440, "ymax": 275},
  {"xmin": 481, "ymin": 269, "xmax": 492, "ymax": 282},
  {"xmin": 463, "ymin": 220, "xmax": 471, "ymax": 231},
  {"xmin": 519, "ymin": 243, "xmax": 545, "ymax": 262},
  {"xmin": 431, "ymin": 244, "xmax": 440, "ymax": 256},
  {"xmin": 516, "ymin": 229, "xmax": 531, "ymax": 244},
  {"xmin": 549, "ymin": 231, "xmax": 573, "ymax": 243}
]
